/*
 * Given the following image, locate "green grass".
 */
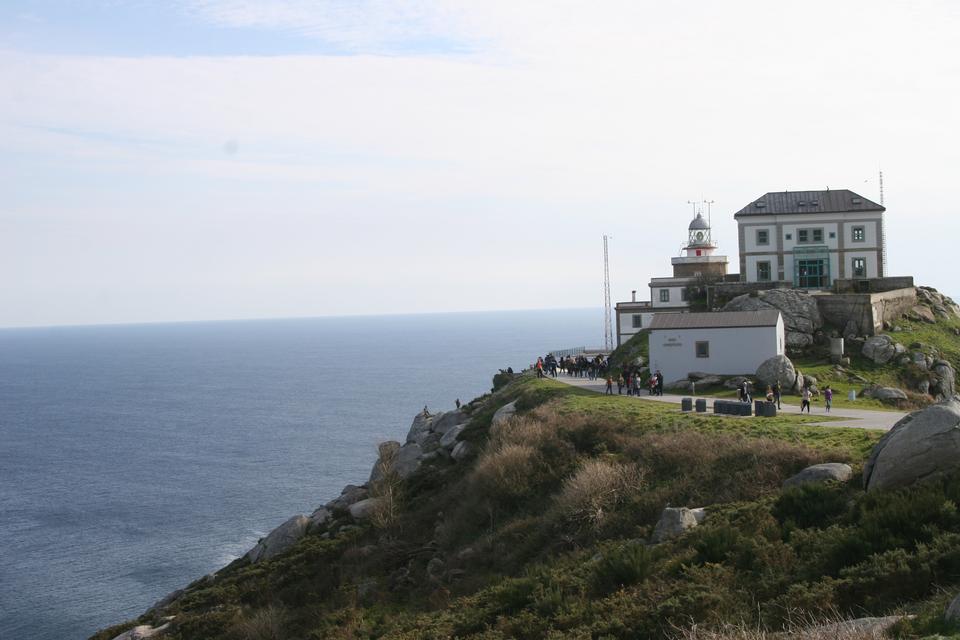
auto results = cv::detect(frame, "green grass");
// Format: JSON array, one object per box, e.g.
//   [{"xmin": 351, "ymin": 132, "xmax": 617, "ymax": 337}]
[{"xmin": 532, "ymin": 377, "xmax": 881, "ymax": 460}]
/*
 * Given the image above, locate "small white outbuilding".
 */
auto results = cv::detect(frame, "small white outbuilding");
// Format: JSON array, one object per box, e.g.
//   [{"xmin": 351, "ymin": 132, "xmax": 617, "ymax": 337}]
[{"xmin": 648, "ymin": 310, "xmax": 785, "ymax": 383}]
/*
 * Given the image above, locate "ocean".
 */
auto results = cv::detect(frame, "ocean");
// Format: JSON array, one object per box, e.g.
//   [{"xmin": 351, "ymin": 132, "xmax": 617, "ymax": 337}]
[{"xmin": 0, "ymin": 309, "xmax": 599, "ymax": 640}]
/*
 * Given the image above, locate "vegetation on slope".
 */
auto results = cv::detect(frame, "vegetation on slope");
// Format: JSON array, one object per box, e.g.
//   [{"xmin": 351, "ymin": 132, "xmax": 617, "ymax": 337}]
[{"xmin": 93, "ymin": 375, "xmax": 960, "ymax": 640}]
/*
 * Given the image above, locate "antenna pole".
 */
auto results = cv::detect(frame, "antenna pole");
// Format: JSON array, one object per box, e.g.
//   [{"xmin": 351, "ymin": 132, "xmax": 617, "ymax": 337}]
[
  {"xmin": 704, "ymin": 199, "xmax": 715, "ymax": 243},
  {"xmin": 879, "ymin": 169, "xmax": 887, "ymax": 276},
  {"xmin": 602, "ymin": 235, "xmax": 613, "ymax": 352}
]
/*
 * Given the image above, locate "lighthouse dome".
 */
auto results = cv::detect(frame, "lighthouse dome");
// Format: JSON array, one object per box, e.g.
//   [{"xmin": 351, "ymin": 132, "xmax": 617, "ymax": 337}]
[{"xmin": 688, "ymin": 213, "xmax": 709, "ymax": 231}]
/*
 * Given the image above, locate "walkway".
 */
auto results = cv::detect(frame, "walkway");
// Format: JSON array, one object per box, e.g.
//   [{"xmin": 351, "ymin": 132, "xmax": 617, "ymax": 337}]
[{"xmin": 552, "ymin": 375, "xmax": 907, "ymax": 431}]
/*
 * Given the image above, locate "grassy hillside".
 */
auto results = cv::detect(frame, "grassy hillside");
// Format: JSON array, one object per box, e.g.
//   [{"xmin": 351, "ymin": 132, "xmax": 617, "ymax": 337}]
[{"xmin": 93, "ymin": 374, "xmax": 960, "ymax": 640}]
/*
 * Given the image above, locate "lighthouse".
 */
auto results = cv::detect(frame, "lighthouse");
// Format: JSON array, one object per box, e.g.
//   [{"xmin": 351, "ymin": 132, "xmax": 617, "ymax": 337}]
[{"xmin": 670, "ymin": 212, "xmax": 728, "ymax": 279}]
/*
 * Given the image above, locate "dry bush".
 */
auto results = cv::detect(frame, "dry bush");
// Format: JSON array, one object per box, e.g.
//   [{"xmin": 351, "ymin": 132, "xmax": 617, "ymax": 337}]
[
  {"xmin": 622, "ymin": 430, "xmax": 825, "ymax": 505},
  {"xmin": 470, "ymin": 443, "xmax": 541, "ymax": 502},
  {"xmin": 368, "ymin": 444, "xmax": 401, "ymax": 530},
  {"xmin": 554, "ymin": 459, "xmax": 646, "ymax": 531},
  {"xmin": 489, "ymin": 415, "xmax": 557, "ymax": 450},
  {"xmin": 230, "ymin": 606, "xmax": 287, "ymax": 640},
  {"xmin": 676, "ymin": 614, "xmax": 899, "ymax": 640}
]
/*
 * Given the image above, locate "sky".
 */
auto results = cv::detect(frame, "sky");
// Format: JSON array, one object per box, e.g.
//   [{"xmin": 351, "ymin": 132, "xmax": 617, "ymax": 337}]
[{"xmin": 2, "ymin": 1, "xmax": 959, "ymax": 329}]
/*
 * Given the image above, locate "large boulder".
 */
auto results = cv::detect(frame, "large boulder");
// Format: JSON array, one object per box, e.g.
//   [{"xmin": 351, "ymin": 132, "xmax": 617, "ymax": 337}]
[
  {"xmin": 349, "ymin": 497, "xmax": 384, "ymax": 521},
  {"xmin": 491, "ymin": 401, "xmax": 517, "ymax": 427},
  {"xmin": 863, "ymin": 398, "xmax": 960, "ymax": 492},
  {"xmin": 755, "ymin": 355, "xmax": 799, "ymax": 392},
  {"xmin": 861, "ymin": 335, "xmax": 905, "ymax": 365},
  {"xmin": 246, "ymin": 515, "xmax": 311, "ymax": 563},
  {"xmin": 393, "ymin": 443, "xmax": 423, "ymax": 479},
  {"xmin": 783, "ymin": 463, "xmax": 853, "ymax": 488},
  {"xmin": 451, "ymin": 440, "xmax": 475, "ymax": 462},
  {"xmin": 439, "ymin": 423, "xmax": 466, "ymax": 450},
  {"xmin": 326, "ymin": 484, "xmax": 368, "ymax": 511},
  {"xmin": 931, "ymin": 360, "xmax": 956, "ymax": 400},
  {"xmin": 651, "ymin": 507, "xmax": 700, "ymax": 543},
  {"xmin": 432, "ymin": 410, "xmax": 467, "ymax": 435},
  {"xmin": 946, "ymin": 592, "xmax": 960, "ymax": 624},
  {"xmin": 110, "ymin": 623, "xmax": 173, "ymax": 640},
  {"xmin": 723, "ymin": 289, "xmax": 821, "ymax": 349},
  {"xmin": 406, "ymin": 411, "xmax": 435, "ymax": 445},
  {"xmin": 865, "ymin": 386, "xmax": 908, "ymax": 404}
]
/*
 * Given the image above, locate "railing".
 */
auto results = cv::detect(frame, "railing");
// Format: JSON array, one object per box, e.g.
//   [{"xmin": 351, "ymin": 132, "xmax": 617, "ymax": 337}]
[{"xmin": 549, "ymin": 346, "xmax": 610, "ymax": 357}]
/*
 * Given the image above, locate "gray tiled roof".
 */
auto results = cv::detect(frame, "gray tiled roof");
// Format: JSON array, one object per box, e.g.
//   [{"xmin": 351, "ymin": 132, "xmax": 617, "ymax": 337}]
[
  {"xmin": 734, "ymin": 189, "xmax": 884, "ymax": 217},
  {"xmin": 648, "ymin": 310, "xmax": 781, "ymax": 330}
]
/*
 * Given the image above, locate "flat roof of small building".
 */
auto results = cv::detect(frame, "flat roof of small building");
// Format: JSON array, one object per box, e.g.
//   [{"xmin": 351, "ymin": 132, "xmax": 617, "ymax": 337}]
[{"xmin": 648, "ymin": 310, "xmax": 781, "ymax": 330}]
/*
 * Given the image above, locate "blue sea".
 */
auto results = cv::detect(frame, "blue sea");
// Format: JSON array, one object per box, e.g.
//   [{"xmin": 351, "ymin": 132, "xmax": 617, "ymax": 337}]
[{"xmin": 0, "ymin": 309, "xmax": 599, "ymax": 640}]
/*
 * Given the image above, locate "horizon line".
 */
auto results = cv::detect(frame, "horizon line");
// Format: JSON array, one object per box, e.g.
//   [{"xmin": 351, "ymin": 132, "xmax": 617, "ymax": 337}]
[{"xmin": 0, "ymin": 305, "xmax": 604, "ymax": 332}]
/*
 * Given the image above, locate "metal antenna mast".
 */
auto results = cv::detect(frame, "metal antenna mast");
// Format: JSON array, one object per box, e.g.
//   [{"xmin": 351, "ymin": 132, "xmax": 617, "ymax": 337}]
[
  {"xmin": 879, "ymin": 169, "xmax": 887, "ymax": 276},
  {"xmin": 602, "ymin": 235, "xmax": 613, "ymax": 352}
]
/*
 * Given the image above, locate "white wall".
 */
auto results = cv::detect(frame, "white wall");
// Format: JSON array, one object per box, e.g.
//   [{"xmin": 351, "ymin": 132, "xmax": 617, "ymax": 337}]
[
  {"xmin": 648, "ymin": 317, "xmax": 785, "ymax": 382},
  {"xmin": 743, "ymin": 225, "xmax": 776, "ymax": 253},
  {"xmin": 617, "ymin": 311, "xmax": 657, "ymax": 345},
  {"xmin": 650, "ymin": 286, "xmax": 688, "ymax": 308}
]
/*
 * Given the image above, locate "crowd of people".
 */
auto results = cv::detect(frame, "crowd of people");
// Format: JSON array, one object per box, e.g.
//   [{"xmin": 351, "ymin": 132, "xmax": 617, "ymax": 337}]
[
  {"xmin": 535, "ymin": 354, "xmax": 665, "ymax": 397},
  {"xmin": 534, "ymin": 353, "xmax": 836, "ymax": 415}
]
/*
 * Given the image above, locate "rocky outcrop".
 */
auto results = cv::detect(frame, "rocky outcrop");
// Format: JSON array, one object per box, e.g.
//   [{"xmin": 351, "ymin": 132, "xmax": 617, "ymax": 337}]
[
  {"xmin": 723, "ymin": 289, "xmax": 822, "ymax": 349},
  {"xmin": 326, "ymin": 484, "xmax": 369, "ymax": 511},
  {"xmin": 110, "ymin": 621, "xmax": 173, "ymax": 640},
  {"xmin": 931, "ymin": 360, "xmax": 956, "ymax": 400},
  {"xmin": 451, "ymin": 440, "xmax": 474, "ymax": 461},
  {"xmin": 348, "ymin": 498, "xmax": 383, "ymax": 521},
  {"xmin": 863, "ymin": 398, "xmax": 960, "ymax": 492},
  {"xmin": 491, "ymin": 401, "xmax": 517, "ymax": 427},
  {"xmin": 946, "ymin": 592, "xmax": 960, "ymax": 624},
  {"xmin": 916, "ymin": 286, "xmax": 960, "ymax": 319},
  {"xmin": 863, "ymin": 386, "xmax": 908, "ymax": 404},
  {"xmin": 783, "ymin": 463, "xmax": 853, "ymax": 488},
  {"xmin": 862, "ymin": 335, "xmax": 905, "ymax": 365},
  {"xmin": 755, "ymin": 355, "xmax": 802, "ymax": 393},
  {"xmin": 246, "ymin": 515, "xmax": 311, "ymax": 563},
  {"xmin": 651, "ymin": 507, "xmax": 701, "ymax": 543}
]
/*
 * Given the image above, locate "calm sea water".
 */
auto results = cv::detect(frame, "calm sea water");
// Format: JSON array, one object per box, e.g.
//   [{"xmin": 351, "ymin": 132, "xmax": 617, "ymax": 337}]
[{"xmin": 0, "ymin": 309, "xmax": 599, "ymax": 640}]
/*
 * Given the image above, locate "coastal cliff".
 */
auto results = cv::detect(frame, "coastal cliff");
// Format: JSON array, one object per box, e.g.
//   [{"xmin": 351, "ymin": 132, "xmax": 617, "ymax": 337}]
[{"xmin": 93, "ymin": 299, "xmax": 960, "ymax": 639}]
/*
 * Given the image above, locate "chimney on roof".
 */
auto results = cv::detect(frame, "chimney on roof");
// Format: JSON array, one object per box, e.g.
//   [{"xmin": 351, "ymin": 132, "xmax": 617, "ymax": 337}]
[{"xmin": 631, "ymin": 290, "xmax": 636, "ymax": 302}]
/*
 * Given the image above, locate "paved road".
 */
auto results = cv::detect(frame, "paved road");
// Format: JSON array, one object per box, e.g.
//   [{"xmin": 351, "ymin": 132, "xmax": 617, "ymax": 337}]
[{"xmin": 552, "ymin": 375, "xmax": 907, "ymax": 431}]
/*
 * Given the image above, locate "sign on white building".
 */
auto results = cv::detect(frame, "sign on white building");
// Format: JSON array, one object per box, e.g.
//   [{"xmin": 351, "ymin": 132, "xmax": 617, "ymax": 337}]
[{"xmin": 648, "ymin": 310, "xmax": 784, "ymax": 383}]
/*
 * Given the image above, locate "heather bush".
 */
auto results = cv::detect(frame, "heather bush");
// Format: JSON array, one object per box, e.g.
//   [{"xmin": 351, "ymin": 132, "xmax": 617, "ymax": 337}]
[{"xmin": 553, "ymin": 459, "xmax": 646, "ymax": 533}]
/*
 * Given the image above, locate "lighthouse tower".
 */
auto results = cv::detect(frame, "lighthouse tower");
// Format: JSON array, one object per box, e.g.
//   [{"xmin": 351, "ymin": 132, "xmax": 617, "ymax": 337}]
[{"xmin": 670, "ymin": 212, "xmax": 728, "ymax": 279}]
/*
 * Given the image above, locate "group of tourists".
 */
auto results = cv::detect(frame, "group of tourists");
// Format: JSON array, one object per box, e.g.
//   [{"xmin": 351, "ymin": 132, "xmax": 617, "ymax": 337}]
[
  {"xmin": 604, "ymin": 369, "xmax": 663, "ymax": 396},
  {"xmin": 535, "ymin": 354, "xmax": 611, "ymax": 380}
]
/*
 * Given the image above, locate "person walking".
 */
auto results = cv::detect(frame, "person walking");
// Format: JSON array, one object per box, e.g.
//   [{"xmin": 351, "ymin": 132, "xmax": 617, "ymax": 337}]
[
  {"xmin": 632, "ymin": 374, "xmax": 641, "ymax": 396},
  {"xmin": 605, "ymin": 375, "xmax": 614, "ymax": 395},
  {"xmin": 655, "ymin": 370, "xmax": 664, "ymax": 396},
  {"xmin": 824, "ymin": 385, "xmax": 833, "ymax": 413},
  {"xmin": 617, "ymin": 374, "xmax": 624, "ymax": 395},
  {"xmin": 773, "ymin": 381, "xmax": 782, "ymax": 410},
  {"xmin": 800, "ymin": 385, "xmax": 811, "ymax": 413}
]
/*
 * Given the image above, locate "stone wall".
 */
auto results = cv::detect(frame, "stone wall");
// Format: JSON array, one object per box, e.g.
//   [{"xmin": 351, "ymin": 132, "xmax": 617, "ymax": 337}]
[
  {"xmin": 815, "ymin": 287, "xmax": 917, "ymax": 337},
  {"xmin": 710, "ymin": 281, "xmax": 792, "ymax": 309},
  {"xmin": 834, "ymin": 276, "xmax": 915, "ymax": 294}
]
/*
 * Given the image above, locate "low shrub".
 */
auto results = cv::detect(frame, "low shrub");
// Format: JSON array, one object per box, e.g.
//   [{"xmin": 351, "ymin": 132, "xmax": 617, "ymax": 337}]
[
  {"xmin": 554, "ymin": 460, "xmax": 646, "ymax": 533},
  {"xmin": 773, "ymin": 483, "xmax": 848, "ymax": 530},
  {"xmin": 590, "ymin": 542, "xmax": 655, "ymax": 596}
]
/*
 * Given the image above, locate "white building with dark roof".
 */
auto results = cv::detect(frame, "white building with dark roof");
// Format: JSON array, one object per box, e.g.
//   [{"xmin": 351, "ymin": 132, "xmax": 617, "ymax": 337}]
[
  {"xmin": 734, "ymin": 189, "xmax": 885, "ymax": 288},
  {"xmin": 648, "ymin": 310, "xmax": 784, "ymax": 382}
]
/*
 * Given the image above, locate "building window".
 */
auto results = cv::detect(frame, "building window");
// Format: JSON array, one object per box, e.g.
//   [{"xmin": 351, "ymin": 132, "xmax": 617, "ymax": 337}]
[
  {"xmin": 695, "ymin": 341, "xmax": 709, "ymax": 358},
  {"xmin": 852, "ymin": 257, "xmax": 866, "ymax": 277},
  {"xmin": 680, "ymin": 288, "xmax": 689, "ymax": 301},
  {"xmin": 785, "ymin": 233, "xmax": 793, "ymax": 240},
  {"xmin": 829, "ymin": 231, "xmax": 836, "ymax": 239},
  {"xmin": 852, "ymin": 226, "xmax": 865, "ymax": 242},
  {"xmin": 756, "ymin": 229, "xmax": 769, "ymax": 245},
  {"xmin": 798, "ymin": 229, "xmax": 808, "ymax": 243},
  {"xmin": 797, "ymin": 228, "xmax": 823, "ymax": 244},
  {"xmin": 631, "ymin": 314, "xmax": 642, "ymax": 328},
  {"xmin": 659, "ymin": 289, "xmax": 670, "ymax": 302},
  {"xmin": 757, "ymin": 261, "xmax": 772, "ymax": 282}
]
